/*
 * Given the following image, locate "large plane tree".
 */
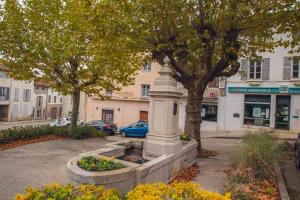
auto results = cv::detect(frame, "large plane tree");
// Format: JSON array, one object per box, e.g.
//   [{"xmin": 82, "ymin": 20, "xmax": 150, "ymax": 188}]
[
  {"xmin": 120, "ymin": 0, "xmax": 299, "ymax": 154},
  {"xmin": 0, "ymin": 0, "xmax": 142, "ymax": 128}
]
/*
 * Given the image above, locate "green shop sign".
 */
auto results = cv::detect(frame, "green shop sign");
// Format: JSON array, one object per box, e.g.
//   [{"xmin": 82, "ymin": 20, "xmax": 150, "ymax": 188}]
[{"xmin": 228, "ymin": 87, "xmax": 300, "ymax": 94}]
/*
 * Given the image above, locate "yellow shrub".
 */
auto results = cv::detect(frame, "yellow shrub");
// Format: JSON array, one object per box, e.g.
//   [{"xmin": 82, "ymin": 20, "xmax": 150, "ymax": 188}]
[
  {"xmin": 15, "ymin": 182, "xmax": 230, "ymax": 200},
  {"xmin": 15, "ymin": 184, "xmax": 121, "ymax": 200},
  {"xmin": 127, "ymin": 182, "xmax": 231, "ymax": 200}
]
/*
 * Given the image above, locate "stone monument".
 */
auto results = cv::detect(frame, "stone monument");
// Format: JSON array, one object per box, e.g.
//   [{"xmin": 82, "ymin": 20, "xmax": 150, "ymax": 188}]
[{"xmin": 144, "ymin": 56, "xmax": 183, "ymax": 157}]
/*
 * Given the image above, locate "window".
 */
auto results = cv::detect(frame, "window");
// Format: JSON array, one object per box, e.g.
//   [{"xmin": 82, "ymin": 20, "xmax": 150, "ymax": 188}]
[
  {"xmin": 23, "ymin": 89, "xmax": 31, "ymax": 102},
  {"xmin": 48, "ymin": 95, "xmax": 51, "ymax": 103},
  {"xmin": 141, "ymin": 84, "xmax": 150, "ymax": 97},
  {"xmin": 249, "ymin": 60, "xmax": 262, "ymax": 79},
  {"xmin": 0, "ymin": 72, "xmax": 6, "ymax": 79},
  {"xmin": 54, "ymin": 96, "xmax": 57, "ymax": 103},
  {"xmin": 143, "ymin": 63, "xmax": 151, "ymax": 71},
  {"xmin": 37, "ymin": 96, "xmax": 43, "ymax": 107},
  {"xmin": 244, "ymin": 95, "xmax": 271, "ymax": 127},
  {"xmin": 60, "ymin": 97, "xmax": 63, "ymax": 103},
  {"xmin": 292, "ymin": 56, "xmax": 300, "ymax": 79},
  {"xmin": 201, "ymin": 104, "xmax": 218, "ymax": 122},
  {"xmin": 208, "ymin": 78, "xmax": 219, "ymax": 88},
  {"xmin": 0, "ymin": 87, "xmax": 9, "ymax": 101},
  {"xmin": 14, "ymin": 88, "xmax": 19, "ymax": 101}
]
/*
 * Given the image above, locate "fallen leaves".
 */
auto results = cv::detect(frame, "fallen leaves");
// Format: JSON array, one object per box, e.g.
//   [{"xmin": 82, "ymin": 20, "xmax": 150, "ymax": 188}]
[
  {"xmin": 0, "ymin": 135, "xmax": 64, "ymax": 151},
  {"xmin": 202, "ymin": 149, "xmax": 219, "ymax": 158},
  {"xmin": 170, "ymin": 163, "xmax": 200, "ymax": 183}
]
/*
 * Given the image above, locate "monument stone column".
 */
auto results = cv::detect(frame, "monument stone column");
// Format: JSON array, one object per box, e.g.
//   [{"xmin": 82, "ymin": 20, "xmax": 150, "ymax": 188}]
[{"xmin": 144, "ymin": 56, "xmax": 183, "ymax": 157}]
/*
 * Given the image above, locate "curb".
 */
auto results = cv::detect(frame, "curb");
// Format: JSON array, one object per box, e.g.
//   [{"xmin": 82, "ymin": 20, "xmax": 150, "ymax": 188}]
[
  {"xmin": 206, "ymin": 136, "xmax": 296, "ymax": 141},
  {"xmin": 275, "ymin": 162, "xmax": 290, "ymax": 200}
]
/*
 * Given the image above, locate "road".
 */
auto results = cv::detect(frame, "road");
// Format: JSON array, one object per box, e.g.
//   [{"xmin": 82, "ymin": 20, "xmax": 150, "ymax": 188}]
[
  {"xmin": 279, "ymin": 142, "xmax": 300, "ymax": 200},
  {"xmin": 0, "ymin": 120, "xmax": 50, "ymax": 130}
]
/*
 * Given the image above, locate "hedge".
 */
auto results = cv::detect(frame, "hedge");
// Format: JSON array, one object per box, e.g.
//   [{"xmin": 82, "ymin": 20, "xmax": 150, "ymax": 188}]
[{"xmin": 0, "ymin": 125, "xmax": 102, "ymax": 144}]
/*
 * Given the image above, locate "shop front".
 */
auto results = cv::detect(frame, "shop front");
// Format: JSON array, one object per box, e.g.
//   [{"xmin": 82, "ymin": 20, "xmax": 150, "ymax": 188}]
[{"xmin": 227, "ymin": 86, "xmax": 300, "ymax": 132}]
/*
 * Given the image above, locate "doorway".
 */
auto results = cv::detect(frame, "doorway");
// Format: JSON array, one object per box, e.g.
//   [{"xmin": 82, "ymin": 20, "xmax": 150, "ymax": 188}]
[
  {"xmin": 102, "ymin": 109, "xmax": 114, "ymax": 123},
  {"xmin": 275, "ymin": 95, "xmax": 291, "ymax": 130},
  {"xmin": 139, "ymin": 111, "xmax": 148, "ymax": 121}
]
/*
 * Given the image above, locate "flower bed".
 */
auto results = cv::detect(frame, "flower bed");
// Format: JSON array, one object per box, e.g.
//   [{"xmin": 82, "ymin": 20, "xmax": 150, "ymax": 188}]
[
  {"xmin": 78, "ymin": 156, "xmax": 125, "ymax": 172},
  {"xmin": 15, "ymin": 182, "xmax": 231, "ymax": 200},
  {"xmin": 226, "ymin": 132, "xmax": 281, "ymax": 200}
]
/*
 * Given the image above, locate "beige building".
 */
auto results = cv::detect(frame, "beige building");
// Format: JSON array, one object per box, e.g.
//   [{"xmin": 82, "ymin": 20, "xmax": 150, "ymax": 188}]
[{"xmin": 75, "ymin": 62, "xmax": 161, "ymax": 127}]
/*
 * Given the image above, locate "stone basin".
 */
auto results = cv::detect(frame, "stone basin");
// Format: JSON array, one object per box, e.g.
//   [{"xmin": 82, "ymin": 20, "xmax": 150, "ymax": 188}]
[{"xmin": 67, "ymin": 139, "xmax": 197, "ymax": 193}]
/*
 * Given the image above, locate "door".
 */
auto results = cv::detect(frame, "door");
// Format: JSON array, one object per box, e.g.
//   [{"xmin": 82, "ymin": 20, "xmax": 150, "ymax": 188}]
[
  {"xmin": 51, "ymin": 108, "xmax": 57, "ymax": 119},
  {"xmin": 139, "ymin": 111, "xmax": 148, "ymax": 121},
  {"xmin": 276, "ymin": 95, "xmax": 291, "ymax": 130},
  {"xmin": 102, "ymin": 109, "xmax": 114, "ymax": 123}
]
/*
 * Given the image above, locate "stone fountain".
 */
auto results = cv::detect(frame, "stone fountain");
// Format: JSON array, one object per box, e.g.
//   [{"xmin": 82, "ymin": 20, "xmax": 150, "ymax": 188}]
[{"xmin": 67, "ymin": 57, "xmax": 198, "ymax": 192}]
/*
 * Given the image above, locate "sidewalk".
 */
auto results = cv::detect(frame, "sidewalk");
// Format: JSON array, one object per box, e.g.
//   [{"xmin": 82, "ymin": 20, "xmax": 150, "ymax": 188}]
[
  {"xmin": 194, "ymin": 138, "xmax": 239, "ymax": 194},
  {"xmin": 201, "ymin": 130, "xmax": 298, "ymax": 140}
]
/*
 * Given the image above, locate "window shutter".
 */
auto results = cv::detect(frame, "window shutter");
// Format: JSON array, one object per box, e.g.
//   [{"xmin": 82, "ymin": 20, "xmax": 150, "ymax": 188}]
[
  {"xmin": 262, "ymin": 58, "xmax": 270, "ymax": 80},
  {"xmin": 283, "ymin": 57, "xmax": 291, "ymax": 80},
  {"xmin": 240, "ymin": 59, "xmax": 249, "ymax": 80}
]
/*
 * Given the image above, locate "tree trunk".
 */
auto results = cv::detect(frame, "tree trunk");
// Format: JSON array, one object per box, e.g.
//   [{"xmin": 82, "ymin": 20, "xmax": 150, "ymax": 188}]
[
  {"xmin": 184, "ymin": 85, "xmax": 206, "ymax": 156},
  {"xmin": 70, "ymin": 88, "xmax": 81, "ymax": 129}
]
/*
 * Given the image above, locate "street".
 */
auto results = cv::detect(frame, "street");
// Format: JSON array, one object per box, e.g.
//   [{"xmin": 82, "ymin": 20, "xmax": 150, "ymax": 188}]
[{"xmin": 0, "ymin": 120, "xmax": 50, "ymax": 130}]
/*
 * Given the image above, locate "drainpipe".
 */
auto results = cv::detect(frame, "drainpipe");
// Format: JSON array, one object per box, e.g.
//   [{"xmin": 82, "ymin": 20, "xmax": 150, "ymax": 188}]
[
  {"xmin": 45, "ymin": 87, "xmax": 48, "ymax": 120},
  {"xmin": 8, "ymin": 75, "xmax": 13, "ymax": 122}
]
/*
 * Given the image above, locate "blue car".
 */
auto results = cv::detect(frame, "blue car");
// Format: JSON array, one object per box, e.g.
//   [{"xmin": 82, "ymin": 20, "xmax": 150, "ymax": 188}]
[{"xmin": 119, "ymin": 121, "xmax": 148, "ymax": 137}]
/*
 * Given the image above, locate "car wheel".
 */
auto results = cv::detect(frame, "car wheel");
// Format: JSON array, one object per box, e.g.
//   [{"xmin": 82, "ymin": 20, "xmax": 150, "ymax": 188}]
[
  {"xmin": 296, "ymin": 150, "xmax": 300, "ymax": 170},
  {"xmin": 120, "ymin": 131, "xmax": 127, "ymax": 137}
]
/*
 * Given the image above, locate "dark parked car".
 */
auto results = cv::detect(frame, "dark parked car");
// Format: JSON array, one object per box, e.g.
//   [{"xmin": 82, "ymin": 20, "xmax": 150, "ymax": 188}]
[
  {"xmin": 295, "ymin": 133, "xmax": 300, "ymax": 169},
  {"xmin": 86, "ymin": 120, "xmax": 118, "ymax": 135},
  {"xmin": 119, "ymin": 121, "xmax": 148, "ymax": 137}
]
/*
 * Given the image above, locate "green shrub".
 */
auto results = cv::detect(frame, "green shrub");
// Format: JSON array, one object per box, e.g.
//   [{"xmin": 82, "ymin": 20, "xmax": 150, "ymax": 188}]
[
  {"xmin": 69, "ymin": 125, "xmax": 98, "ymax": 139},
  {"xmin": 237, "ymin": 131, "xmax": 282, "ymax": 180},
  {"xmin": 15, "ymin": 184, "xmax": 121, "ymax": 200},
  {"xmin": 0, "ymin": 124, "xmax": 106, "ymax": 144},
  {"xmin": 180, "ymin": 134, "xmax": 191, "ymax": 141},
  {"xmin": 78, "ymin": 156, "xmax": 125, "ymax": 172},
  {"xmin": 0, "ymin": 125, "xmax": 54, "ymax": 144},
  {"xmin": 52, "ymin": 127, "xmax": 69, "ymax": 137}
]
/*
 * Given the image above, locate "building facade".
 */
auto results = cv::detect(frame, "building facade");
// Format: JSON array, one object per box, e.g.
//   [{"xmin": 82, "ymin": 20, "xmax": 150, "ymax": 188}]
[
  {"xmin": 178, "ymin": 78, "xmax": 226, "ymax": 132},
  {"xmin": 47, "ymin": 88, "xmax": 65, "ymax": 119},
  {"xmin": 74, "ymin": 62, "xmax": 161, "ymax": 127},
  {"xmin": 221, "ymin": 47, "xmax": 300, "ymax": 132},
  {"xmin": 0, "ymin": 64, "xmax": 36, "ymax": 121}
]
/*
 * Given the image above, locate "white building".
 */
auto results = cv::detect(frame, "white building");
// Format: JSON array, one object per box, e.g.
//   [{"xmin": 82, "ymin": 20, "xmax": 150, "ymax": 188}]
[
  {"xmin": 220, "ymin": 47, "xmax": 300, "ymax": 132},
  {"xmin": 0, "ymin": 64, "xmax": 36, "ymax": 121},
  {"xmin": 47, "ymin": 88, "xmax": 65, "ymax": 119}
]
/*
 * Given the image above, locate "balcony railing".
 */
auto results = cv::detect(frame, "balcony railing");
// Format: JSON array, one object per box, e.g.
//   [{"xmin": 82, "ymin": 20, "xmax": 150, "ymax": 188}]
[{"xmin": 0, "ymin": 95, "xmax": 9, "ymax": 101}]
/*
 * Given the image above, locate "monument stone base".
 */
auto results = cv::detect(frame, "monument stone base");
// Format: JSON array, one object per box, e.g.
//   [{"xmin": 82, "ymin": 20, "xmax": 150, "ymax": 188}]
[{"xmin": 143, "ymin": 134, "xmax": 182, "ymax": 158}]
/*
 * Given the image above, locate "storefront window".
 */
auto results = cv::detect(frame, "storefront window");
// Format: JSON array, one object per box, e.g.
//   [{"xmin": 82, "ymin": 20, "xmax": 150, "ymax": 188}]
[
  {"xmin": 244, "ymin": 95, "xmax": 271, "ymax": 126},
  {"xmin": 201, "ymin": 103, "xmax": 218, "ymax": 122}
]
